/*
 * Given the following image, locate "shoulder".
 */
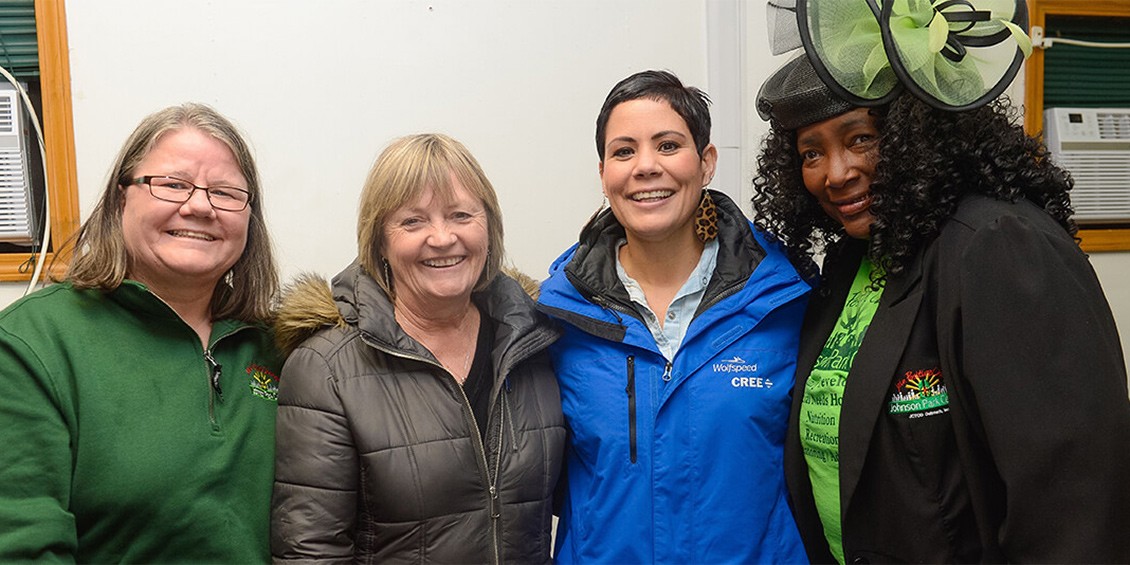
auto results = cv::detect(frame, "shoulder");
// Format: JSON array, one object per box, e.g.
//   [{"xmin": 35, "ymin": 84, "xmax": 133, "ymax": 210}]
[
  {"xmin": 285, "ymin": 321, "xmax": 363, "ymax": 365},
  {"xmin": 492, "ymin": 267, "xmax": 544, "ymax": 305},
  {"xmin": 944, "ymin": 195, "xmax": 1067, "ymax": 239},
  {"xmin": 748, "ymin": 219, "xmax": 803, "ymax": 267},
  {"xmin": 0, "ymin": 283, "xmax": 115, "ymax": 344},
  {"xmin": 930, "ymin": 195, "xmax": 1079, "ymax": 268},
  {"xmin": 0, "ymin": 286, "xmax": 80, "ymax": 381},
  {"xmin": 0, "ymin": 283, "xmax": 87, "ymax": 320},
  {"xmin": 929, "ymin": 195, "xmax": 1093, "ymax": 292},
  {"xmin": 481, "ymin": 272, "xmax": 562, "ymax": 343},
  {"xmin": 276, "ymin": 320, "xmax": 369, "ymax": 409}
]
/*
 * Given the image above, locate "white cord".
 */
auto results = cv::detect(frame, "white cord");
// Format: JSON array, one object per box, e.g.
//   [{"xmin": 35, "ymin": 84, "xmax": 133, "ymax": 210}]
[
  {"xmin": 0, "ymin": 65, "xmax": 51, "ymax": 296},
  {"xmin": 1032, "ymin": 27, "xmax": 1130, "ymax": 50},
  {"xmin": 1044, "ymin": 37, "xmax": 1130, "ymax": 49}
]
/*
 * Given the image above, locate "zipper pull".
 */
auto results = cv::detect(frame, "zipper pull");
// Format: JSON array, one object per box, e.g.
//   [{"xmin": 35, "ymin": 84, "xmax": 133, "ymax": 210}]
[
  {"xmin": 489, "ymin": 485, "xmax": 501, "ymax": 519},
  {"xmin": 592, "ymin": 295, "xmax": 625, "ymax": 326},
  {"xmin": 662, "ymin": 361, "xmax": 673, "ymax": 382},
  {"xmin": 204, "ymin": 349, "xmax": 223, "ymax": 401},
  {"xmin": 626, "ymin": 356, "xmax": 635, "ymax": 395}
]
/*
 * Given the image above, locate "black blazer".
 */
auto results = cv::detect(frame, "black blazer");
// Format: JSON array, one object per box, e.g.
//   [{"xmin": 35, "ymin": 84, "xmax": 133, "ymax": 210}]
[{"xmin": 785, "ymin": 195, "xmax": 1130, "ymax": 563}]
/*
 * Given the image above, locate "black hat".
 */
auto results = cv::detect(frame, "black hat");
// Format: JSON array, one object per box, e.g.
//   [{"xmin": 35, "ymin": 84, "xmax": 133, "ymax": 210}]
[{"xmin": 756, "ymin": 54, "xmax": 854, "ymax": 131}]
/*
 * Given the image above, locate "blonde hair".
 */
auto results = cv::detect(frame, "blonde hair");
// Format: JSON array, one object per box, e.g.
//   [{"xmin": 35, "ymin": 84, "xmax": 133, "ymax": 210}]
[
  {"xmin": 357, "ymin": 133, "xmax": 504, "ymax": 299},
  {"xmin": 63, "ymin": 103, "xmax": 278, "ymax": 323}
]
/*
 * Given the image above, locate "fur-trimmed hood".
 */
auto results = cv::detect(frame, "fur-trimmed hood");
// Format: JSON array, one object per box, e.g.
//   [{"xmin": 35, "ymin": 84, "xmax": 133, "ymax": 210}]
[
  {"xmin": 274, "ymin": 263, "xmax": 546, "ymax": 356},
  {"xmin": 273, "ymin": 272, "xmax": 345, "ymax": 356}
]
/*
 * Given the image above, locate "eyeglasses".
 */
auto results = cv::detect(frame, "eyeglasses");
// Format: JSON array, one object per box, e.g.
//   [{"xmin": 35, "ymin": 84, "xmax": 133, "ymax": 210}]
[{"xmin": 129, "ymin": 175, "xmax": 252, "ymax": 212}]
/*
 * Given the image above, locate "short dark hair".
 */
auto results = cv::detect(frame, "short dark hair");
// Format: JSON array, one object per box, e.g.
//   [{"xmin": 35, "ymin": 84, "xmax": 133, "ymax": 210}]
[{"xmin": 595, "ymin": 70, "xmax": 712, "ymax": 159}]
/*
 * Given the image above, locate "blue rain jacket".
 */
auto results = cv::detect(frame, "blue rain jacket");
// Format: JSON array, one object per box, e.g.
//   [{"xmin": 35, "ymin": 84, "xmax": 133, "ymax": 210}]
[{"xmin": 538, "ymin": 190, "xmax": 811, "ymax": 564}]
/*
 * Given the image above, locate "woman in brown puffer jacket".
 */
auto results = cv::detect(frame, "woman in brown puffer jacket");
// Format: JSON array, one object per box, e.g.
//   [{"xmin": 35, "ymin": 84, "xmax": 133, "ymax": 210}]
[{"xmin": 270, "ymin": 133, "xmax": 564, "ymax": 564}]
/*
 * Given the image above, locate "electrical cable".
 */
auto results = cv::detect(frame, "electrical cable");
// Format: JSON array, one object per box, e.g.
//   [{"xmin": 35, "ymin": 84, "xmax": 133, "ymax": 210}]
[
  {"xmin": 1032, "ymin": 27, "xmax": 1130, "ymax": 50},
  {"xmin": 0, "ymin": 64, "xmax": 51, "ymax": 296},
  {"xmin": 1042, "ymin": 37, "xmax": 1130, "ymax": 49}
]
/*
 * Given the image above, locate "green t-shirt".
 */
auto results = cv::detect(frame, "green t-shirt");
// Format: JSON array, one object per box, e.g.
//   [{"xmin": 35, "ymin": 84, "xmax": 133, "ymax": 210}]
[{"xmin": 800, "ymin": 256, "xmax": 884, "ymax": 564}]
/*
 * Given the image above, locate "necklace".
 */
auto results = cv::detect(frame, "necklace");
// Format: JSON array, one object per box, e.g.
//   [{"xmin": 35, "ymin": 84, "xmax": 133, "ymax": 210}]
[
  {"xmin": 394, "ymin": 303, "xmax": 479, "ymax": 384},
  {"xmin": 454, "ymin": 347, "xmax": 473, "ymax": 385}
]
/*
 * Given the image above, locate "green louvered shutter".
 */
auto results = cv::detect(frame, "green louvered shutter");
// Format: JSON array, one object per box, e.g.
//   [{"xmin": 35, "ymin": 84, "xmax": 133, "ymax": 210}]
[
  {"xmin": 0, "ymin": 0, "xmax": 36, "ymax": 79},
  {"xmin": 1044, "ymin": 15, "xmax": 1130, "ymax": 109}
]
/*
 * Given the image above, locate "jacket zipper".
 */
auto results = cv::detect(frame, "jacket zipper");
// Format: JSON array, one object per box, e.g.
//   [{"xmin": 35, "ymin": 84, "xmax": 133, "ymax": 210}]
[
  {"xmin": 626, "ymin": 355, "xmax": 637, "ymax": 464},
  {"xmin": 363, "ymin": 336, "xmax": 506, "ymax": 565},
  {"xmin": 453, "ymin": 380, "xmax": 503, "ymax": 565},
  {"xmin": 501, "ymin": 379, "xmax": 518, "ymax": 452},
  {"xmin": 489, "ymin": 388, "xmax": 506, "ymax": 565},
  {"xmin": 566, "ymin": 271, "xmax": 639, "ymax": 323},
  {"xmin": 696, "ymin": 280, "xmax": 745, "ymax": 315}
]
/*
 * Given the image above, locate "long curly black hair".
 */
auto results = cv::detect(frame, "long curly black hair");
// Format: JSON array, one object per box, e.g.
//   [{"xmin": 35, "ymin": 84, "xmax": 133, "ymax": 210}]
[{"xmin": 751, "ymin": 92, "xmax": 1076, "ymax": 282}]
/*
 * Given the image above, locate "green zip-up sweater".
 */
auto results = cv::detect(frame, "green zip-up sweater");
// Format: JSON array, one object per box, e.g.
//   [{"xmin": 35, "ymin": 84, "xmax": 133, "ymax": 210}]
[{"xmin": 0, "ymin": 281, "xmax": 281, "ymax": 563}]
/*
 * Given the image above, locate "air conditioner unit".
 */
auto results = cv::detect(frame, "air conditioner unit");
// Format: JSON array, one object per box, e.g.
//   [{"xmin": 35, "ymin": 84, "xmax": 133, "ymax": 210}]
[
  {"xmin": 0, "ymin": 82, "xmax": 35, "ymax": 244},
  {"xmin": 1044, "ymin": 107, "xmax": 1130, "ymax": 224}
]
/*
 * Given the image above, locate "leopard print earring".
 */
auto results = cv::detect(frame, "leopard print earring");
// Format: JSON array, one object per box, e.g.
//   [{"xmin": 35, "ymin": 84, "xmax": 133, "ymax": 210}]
[{"xmin": 695, "ymin": 190, "xmax": 718, "ymax": 243}]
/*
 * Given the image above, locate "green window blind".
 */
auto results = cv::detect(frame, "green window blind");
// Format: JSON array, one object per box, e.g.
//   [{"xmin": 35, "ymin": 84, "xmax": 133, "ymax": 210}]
[
  {"xmin": 0, "ymin": 0, "xmax": 36, "ymax": 78},
  {"xmin": 1044, "ymin": 15, "xmax": 1130, "ymax": 108}
]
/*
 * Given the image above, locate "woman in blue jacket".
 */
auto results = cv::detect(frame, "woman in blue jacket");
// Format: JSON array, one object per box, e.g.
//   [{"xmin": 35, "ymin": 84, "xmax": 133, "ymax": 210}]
[{"xmin": 538, "ymin": 70, "xmax": 810, "ymax": 563}]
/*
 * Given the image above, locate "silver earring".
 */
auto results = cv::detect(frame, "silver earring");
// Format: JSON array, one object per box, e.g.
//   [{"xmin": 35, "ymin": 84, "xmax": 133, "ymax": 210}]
[
  {"xmin": 382, "ymin": 258, "xmax": 392, "ymax": 285},
  {"xmin": 224, "ymin": 270, "xmax": 234, "ymax": 288}
]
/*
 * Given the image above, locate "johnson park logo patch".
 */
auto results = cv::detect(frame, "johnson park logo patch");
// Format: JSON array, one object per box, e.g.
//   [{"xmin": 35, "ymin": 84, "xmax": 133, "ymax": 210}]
[{"xmin": 888, "ymin": 367, "xmax": 949, "ymax": 418}]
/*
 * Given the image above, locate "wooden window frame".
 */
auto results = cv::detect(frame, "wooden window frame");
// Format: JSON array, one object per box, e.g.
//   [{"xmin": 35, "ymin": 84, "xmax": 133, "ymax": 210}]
[
  {"xmin": 0, "ymin": 0, "xmax": 78, "ymax": 281},
  {"xmin": 1025, "ymin": 0, "xmax": 1130, "ymax": 252}
]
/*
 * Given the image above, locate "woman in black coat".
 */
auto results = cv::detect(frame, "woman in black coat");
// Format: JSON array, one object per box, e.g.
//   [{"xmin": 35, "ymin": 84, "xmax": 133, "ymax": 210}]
[{"xmin": 751, "ymin": 1, "xmax": 1130, "ymax": 562}]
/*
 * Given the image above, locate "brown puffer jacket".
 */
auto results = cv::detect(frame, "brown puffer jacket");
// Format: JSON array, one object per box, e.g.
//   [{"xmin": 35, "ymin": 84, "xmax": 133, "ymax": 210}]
[{"xmin": 270, "ymin": 262, "xmax": 565, "ymax": 564}]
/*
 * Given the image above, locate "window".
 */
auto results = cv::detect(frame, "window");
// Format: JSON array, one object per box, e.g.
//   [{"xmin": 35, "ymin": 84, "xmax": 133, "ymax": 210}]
[
  {"xmin": 1026, "ymin": 0, "xmax": 1130, "ymax": 251},
  {"xmin": 0, "ymin": 0, "xmax": 78, "ymax": 281}
]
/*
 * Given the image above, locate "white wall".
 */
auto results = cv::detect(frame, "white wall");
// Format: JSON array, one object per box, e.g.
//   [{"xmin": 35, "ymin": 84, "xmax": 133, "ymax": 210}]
[
  {"xmin": 62, "ymin": 0, "xmax": 713, "ymax": 287},
  {"xmin": 0, "ymin": 0, "xmax": 1128, "ymax": 371},
  {"xmin": 1091, "ymin": 253, "xmax": 1130, "ymax": 368}
]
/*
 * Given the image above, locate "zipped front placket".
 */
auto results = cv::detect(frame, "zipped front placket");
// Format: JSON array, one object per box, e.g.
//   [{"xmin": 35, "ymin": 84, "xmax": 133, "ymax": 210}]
[
  {"xmin": 143, "ymin": 288, "xmax": 250, "ymax": 431},
  {"xmin": 203, "ymin": 348, "xmax": 222, "ymax": 428},
  {"xmin": 201, "ymin": 325, "xmax": 252, "ymax": 431},
  {"xmin": 454, "ymin": 377, "xmax": 507, "ymax": 565},
  {"xmin": 361, "ymin": 335, "xmax": 504, "ymax": 565},
  {"xmin": 487, "ymin": 388, "xmax": 507, "ymax": 565},
  {"xmin": 626, "ymin": 355, "xmax": 637, "ymax": 464}
]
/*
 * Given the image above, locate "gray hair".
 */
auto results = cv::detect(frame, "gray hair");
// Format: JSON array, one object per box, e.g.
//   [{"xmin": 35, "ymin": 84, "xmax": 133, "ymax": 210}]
[{"xmin": 64, "ymin": 102, "xmax": 278, "ymax": 323}]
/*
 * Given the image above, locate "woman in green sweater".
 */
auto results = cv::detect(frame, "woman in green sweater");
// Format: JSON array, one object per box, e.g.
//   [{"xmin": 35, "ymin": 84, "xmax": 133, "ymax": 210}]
[{"xmin": 0, "ymin": 103, "xmax": 281, "ymax": 563}]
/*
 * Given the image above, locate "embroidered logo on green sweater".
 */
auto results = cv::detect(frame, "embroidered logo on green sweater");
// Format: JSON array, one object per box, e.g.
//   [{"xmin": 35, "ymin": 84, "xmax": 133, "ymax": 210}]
[{"xmin": 247, "ymin": 364, "xmax": 279, "ymax": 401}]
